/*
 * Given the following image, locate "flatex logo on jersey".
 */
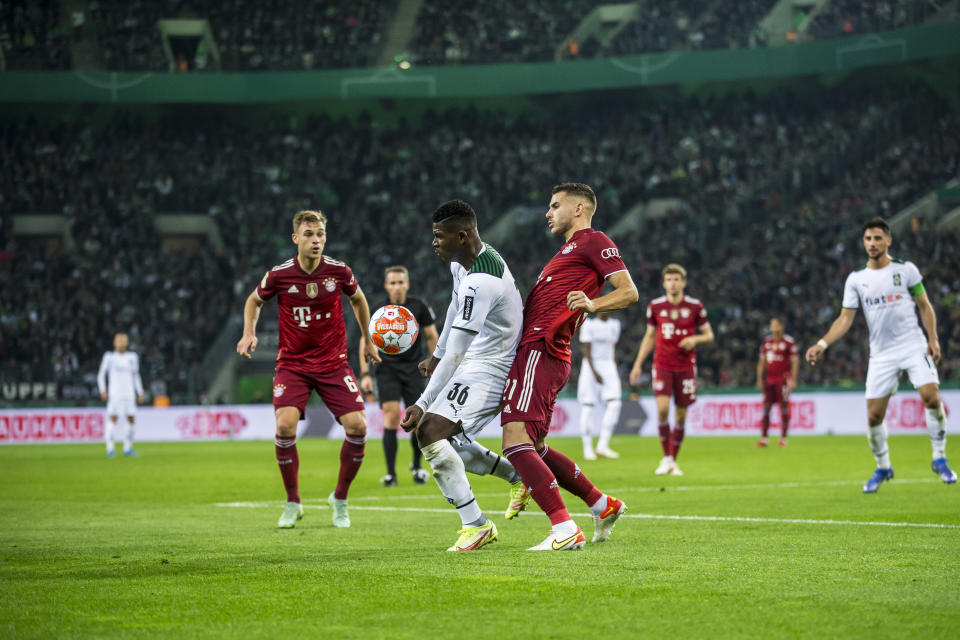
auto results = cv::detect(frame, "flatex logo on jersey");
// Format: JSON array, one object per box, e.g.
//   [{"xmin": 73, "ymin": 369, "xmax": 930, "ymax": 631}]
[
  {"xmin": 600, "ymin": 248, "xmax": 620, "ymax": 259},
  {"xmin": 863, "ymin": 294, "xmax": 904, "ymax": 308}
]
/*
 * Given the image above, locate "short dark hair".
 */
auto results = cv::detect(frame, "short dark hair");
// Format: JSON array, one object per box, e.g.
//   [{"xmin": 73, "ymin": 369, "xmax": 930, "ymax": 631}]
[
  {"xmin": 432, "ymin": 200, "xmax": 477, "ymax": 227},
  {"xmin": 862, "ymin": 217, "xmax": 891, "ymax": 236},
  {"xmin": 552, "ymin": 182, "xmax": 597, "ymax": 212}
]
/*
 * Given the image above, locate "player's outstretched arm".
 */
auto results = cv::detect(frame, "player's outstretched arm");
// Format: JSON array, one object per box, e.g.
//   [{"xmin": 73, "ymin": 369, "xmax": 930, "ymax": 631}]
[
  {"xmin": 237, "ymin": 291, "xmax": 264, "ymax": 359},
  {"xmin": 806, "ymin": 308, "xmax": 856, "ymax": 366},
  {"xmin": 914, "ymin": 291, "xmax": 942, "ymax": 364},
  {"xmin": 348, "ymin": 287, "xmax": 381, "ymax": 365},
  {"xmin": 629, "ymin": 325, "xmax": 657, "ymax": 386},
  {"xmin": 411, "ymin": 328, "xmax": 478, "ymax": 425},
  {"xmin": 567, "ymin": 271, "xmax": 639, "ymax": 313}
]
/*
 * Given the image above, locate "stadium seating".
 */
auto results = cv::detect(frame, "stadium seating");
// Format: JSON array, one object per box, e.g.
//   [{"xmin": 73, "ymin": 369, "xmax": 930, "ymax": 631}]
[{"xmin": 2, "ymin": 84, "xmax": 957, "ymax": 403}]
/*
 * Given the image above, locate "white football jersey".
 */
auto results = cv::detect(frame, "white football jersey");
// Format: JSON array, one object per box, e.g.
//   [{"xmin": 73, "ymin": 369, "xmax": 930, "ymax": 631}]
[
  {"xmin": 445, "ymin": 244, "xmax": 523, "ymax": 362},
  {"xmin": 97, "ymin": 351, "xmax": 144, "ymax": 399},
  {"xmin": 579, "ymin": 316, "xmax": 621, "ymax": 362},
  {"xmin": 842, "ymin": 260, "xmax": 928, "ymax": 357}
]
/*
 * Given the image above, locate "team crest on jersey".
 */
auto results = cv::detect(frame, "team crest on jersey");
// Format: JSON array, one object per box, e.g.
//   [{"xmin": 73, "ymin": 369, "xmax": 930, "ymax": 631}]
[
  {"xmin": 306, "ymin": 283, "xmax": 319, "ymax": 298},
  {"xmin": 680, "ymin": 308, "xmax": 690, "ymax": 318},
  {"xmin": 323, "ymin": 277, "xmax": 337, "ymax": 293},
  {"xmin": 273, "ymin": 384, "xmax": 286, "ymax": 398},
  {"xmin": 562, "ymin": 242, "xmax": 577, "ymax": 254},
  {"xmin": 893, "ymin": 273, "xmax": 901, "ymax": 286}
]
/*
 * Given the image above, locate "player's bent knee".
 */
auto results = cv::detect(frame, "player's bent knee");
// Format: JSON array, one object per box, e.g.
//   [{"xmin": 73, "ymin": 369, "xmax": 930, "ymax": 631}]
[
  {"xmin": 417, "ymin": 415, "xmax": 458, "ymax": 448},
  {"xmin": 340, "ymin": 410, "xmax": 367, "ymax": 436},
  {"xmin": 917, "ymin": 384, "xmax": 940, "ymax": 408},
  {"xmin": 502, "ymin": 421, "xmax": 532, "ymax": 447}
]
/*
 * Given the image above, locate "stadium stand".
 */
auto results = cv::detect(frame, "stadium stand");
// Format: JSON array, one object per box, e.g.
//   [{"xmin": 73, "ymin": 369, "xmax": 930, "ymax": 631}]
[{"xmin": 2, "ymin": 82, "xmax": 957, "ymax": 403}]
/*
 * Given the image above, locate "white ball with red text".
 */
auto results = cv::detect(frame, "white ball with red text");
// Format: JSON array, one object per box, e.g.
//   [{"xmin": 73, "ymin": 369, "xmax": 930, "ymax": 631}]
[{"xmin": 369, "ymin": 305, "xmax": 419, "ymax": 355}]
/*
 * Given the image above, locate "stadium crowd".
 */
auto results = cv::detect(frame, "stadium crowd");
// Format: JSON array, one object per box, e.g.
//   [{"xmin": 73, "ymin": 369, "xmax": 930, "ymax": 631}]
[
  {"xmin": 3, "ymin": 1, "xmax": 955, "ymax": 71},
  {"xmin": 1, "ymin": 83, "xmax": 958, "ymax": 403}
]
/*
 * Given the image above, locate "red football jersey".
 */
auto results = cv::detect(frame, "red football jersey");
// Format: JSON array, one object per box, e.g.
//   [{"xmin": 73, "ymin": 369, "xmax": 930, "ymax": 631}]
[
  {"xmin": 519, "ymin": 228, "xmax": 628, "ymax": 362},
  {"xmin": 646, "ymin": 295, "xmax": 708, "ymax": 370},
  {"xmin": 256, "ymin": 254, "xmax": 358, "ymax": 373},
  {"xmin": 760, "ymin": 335, "xmax": 798, "ymax": 384}
]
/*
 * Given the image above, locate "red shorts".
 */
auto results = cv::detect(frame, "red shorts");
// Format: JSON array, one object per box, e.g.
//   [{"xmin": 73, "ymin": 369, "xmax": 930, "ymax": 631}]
[
  {"xmin": 273, "ymin": 364, "xmax": 364, "ymax": 421},
  {"xmin": 652, "ymin": 366, "xmax": 697, "ymax": 407},
  {"xmin": 501, "ymin": 341, "xmax": 570, "ymax": 442},
  {"xmin": 763, "ymin": 380, "xmax": 791, "ymax": 405}
]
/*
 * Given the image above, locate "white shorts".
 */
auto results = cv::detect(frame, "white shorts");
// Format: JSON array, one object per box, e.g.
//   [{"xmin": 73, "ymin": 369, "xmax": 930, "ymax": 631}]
[
  {"xmin": 425, "ymin": 358, "xmax": 510, "ymax": 438},
  {"xmin": 865, "ymin": 349, "xmax": 940, "ymax": 399},
  {"xmin": 576, "ymin": 359, "xmax": 621, "ymax": 404},
  {"xmin": 106, "ymin": 397, "xmax": 137, "ymax": 419}
]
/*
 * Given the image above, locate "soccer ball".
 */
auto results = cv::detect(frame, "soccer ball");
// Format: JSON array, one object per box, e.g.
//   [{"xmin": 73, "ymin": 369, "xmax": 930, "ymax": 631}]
[{"xmin": 369, "ymin": 305, "xmax": 419, "ymax": 355}]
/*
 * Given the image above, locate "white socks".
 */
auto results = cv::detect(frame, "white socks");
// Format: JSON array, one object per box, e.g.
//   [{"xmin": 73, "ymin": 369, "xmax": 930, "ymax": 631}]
[
  {"xmin": 597, "ymin": 400, "xmax": 621, "ymax": 451},
  {"xmin": 867, "ymin": 422, "xmax": 891, "ymax": 469},
  {"xmin": 926, "ymin": 404, "xmax": 947, "ymax": 459},
  {"xmin": 589, "ymin": 495, "xmax": 608, "ymax": 517},
  {"xmin": 123, "ymin": 421, "xmax": 135, "ymax": 453},
  {"xmin": 422, "ymin": 439, "xmax": 485, "ymax": 527},
  {"xmin": 580, "ymin": 404, "xmax": 594, "ymax": 453},
  {"xmin": 105, "ymin": 419, "xmax": 116, "ymax": 454},
  {"xmin": 450, "ymin": 438, "xmax": 520, "ymax": 484}
]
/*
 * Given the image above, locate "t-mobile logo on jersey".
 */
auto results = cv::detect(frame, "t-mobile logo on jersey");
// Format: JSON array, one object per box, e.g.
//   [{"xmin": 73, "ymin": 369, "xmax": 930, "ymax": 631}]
[{"xmin": 292, "ymin": 306, "xmax": 312, "ymax": 327}]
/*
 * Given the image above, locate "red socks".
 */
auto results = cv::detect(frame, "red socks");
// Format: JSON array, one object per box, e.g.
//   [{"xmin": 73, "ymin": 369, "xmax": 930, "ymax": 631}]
[
  {"xmin": 334, "ymin": 434, "xmax": 365, "ymax": 500},
  {"xmin": 670, "ymin": 427, "xmax": 685, "ymax": 459},
  {"xmin": 275, "ymin": 437, "xmax": 300, "ymax": 503},
  {"xmin": 658, "ymin": 422, "xmax": 671, "ymax": 456},
  {"xmin": 503, "ymin": 443, "xmax": 571, "ymax": 526},
  {"xmin": 539, "ymin": 445, "xmax": 603, "ymax": 507}
]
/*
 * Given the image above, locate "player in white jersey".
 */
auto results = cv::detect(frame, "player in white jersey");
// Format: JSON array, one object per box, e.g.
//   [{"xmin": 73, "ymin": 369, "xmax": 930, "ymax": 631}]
[
  {"xmin": 576, "ymin": 312, "xmax": 622, "ymax": 460},
  {"xmin": 400, "ymin": 200, "xmax": 529, "ymax": 551},
  {"xmin": 97, "ymin": 333, "xmax": 145, "ymax": 457},
  {"xmin": 806, "ymin": 218, "xmax": 955, "ymax": 492}
]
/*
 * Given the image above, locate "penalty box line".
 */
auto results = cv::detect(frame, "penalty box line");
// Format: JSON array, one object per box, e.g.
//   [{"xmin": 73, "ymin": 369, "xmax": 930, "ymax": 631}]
[{"xmin": 213, "ymin": 501, "xmax": 960, "ymax": 530}]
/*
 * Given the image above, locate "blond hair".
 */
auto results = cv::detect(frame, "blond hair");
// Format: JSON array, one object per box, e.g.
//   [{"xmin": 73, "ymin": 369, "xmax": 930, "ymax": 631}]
[
  {"xmin": 292, "ymin": 209, "xmax": 327, "ymax": 233},
  {"xmin": 384, "ymin": 265, "xmax": 409, "ymax": 279},
  {"xmin": 662, "ymin": 263, "xmax": 687, "ymax": 279}
]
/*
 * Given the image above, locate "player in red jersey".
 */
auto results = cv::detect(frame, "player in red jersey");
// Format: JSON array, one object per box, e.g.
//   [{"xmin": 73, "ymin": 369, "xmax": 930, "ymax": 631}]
[
  {"xmin": 236, "ymin": 210, "xmax": 381, "ymax": 529},
  {"xmin": 756, "ymin": 317, "xmax": 799, "ymax": 448},
  {"xmin": 628, "ymin": 264, "xmax": 714, "ymax": 476},
  {"xmin": 500, "ymin": 183, "xmax": 638, "ymax": 551}
]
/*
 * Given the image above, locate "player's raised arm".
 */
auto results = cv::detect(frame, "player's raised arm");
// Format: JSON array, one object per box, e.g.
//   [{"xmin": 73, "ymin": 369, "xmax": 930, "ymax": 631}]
[
  {"xmin": 629, "ymin": 325, "xmax": 657, "ymax": 386},
  {"xmin": 914, "ymin": 291, "xmax": 942, "ymax": 364},
  {"xmin": 806, "ymin": 307, "xmax": 857, "ymax": 366},
  {"xmin": 567, "ymin": 270, "xmax": 639, "ymax": 313},
  {"xmin": 348, "ymin": 287, "xmax": 381, "ymax": 365},
  {"xmin": 237, "ymin": 290, "xmax": 264, "ymax": 359}
]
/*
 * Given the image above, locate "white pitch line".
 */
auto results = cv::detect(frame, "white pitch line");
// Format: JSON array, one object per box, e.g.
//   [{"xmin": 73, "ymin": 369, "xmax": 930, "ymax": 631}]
[
  {"xmin": 331, "ymin": 477, "xmax": 940, "ymax": 502},
  {"xmin": 213, "ymin": 502, "xmax": 960, "ymax": 529}
]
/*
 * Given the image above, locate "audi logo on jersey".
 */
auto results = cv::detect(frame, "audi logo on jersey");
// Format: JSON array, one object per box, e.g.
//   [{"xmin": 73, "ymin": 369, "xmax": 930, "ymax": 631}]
[{"xmin": 600, "ymin": 248, "xmax": 620, "ymax": 259}]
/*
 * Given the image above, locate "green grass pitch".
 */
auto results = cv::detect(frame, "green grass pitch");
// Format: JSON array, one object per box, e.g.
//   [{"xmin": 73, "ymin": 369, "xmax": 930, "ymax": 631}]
[{"xmin": 2, "ymin": 435, "xmax": 958, "ymax": 639}]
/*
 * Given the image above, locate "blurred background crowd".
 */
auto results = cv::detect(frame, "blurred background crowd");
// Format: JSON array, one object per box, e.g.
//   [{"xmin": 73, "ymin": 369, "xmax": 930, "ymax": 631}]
[{"xmin": 1, "ymin": 1, "xmax": 958, "ymax": 406}]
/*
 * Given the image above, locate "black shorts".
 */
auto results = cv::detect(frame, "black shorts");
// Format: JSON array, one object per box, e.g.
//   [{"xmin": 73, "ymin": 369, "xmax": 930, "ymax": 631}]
[{"xmin": 375, "ymin": 363, "xmax": 426, "ymax": 406}]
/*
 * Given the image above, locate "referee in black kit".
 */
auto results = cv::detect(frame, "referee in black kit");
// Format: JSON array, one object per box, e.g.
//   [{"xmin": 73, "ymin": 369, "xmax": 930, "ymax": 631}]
[{"xmin": 359, "ymin": 265, "xmax": 439, "ymax": 486}]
